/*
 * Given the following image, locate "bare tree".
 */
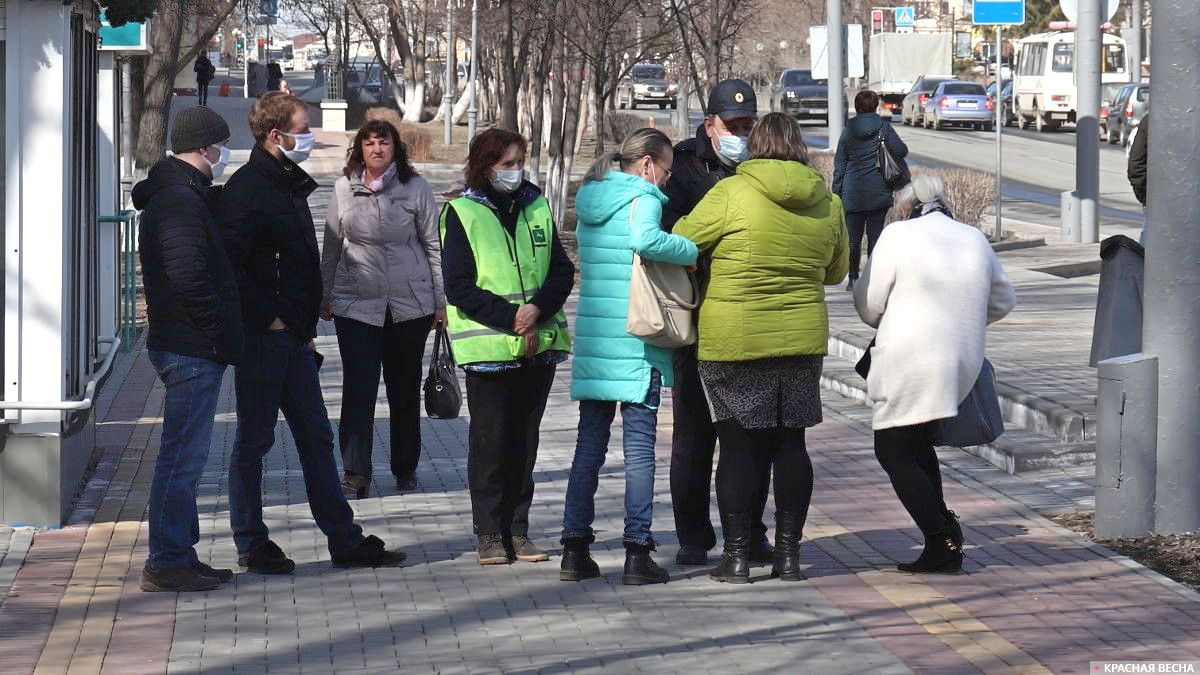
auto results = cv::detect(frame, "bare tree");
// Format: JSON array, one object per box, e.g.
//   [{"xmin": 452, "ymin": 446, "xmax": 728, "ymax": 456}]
[
  {"xmin": 670, "ymin": 0, "xmax": 759, "ymax": 103},
  {"xmin": 349, "ymin": 0, "xmax": 437, "ymax": 121},
  {"xmin": 280, "ymin": 0, "xmax": 343, "ymax": 58}
]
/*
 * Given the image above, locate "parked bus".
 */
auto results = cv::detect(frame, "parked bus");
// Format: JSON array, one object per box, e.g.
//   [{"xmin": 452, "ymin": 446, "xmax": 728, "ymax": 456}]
[{"xmin": 1012, "ymin": 30, "xmax": 1128, "ymax": 132}]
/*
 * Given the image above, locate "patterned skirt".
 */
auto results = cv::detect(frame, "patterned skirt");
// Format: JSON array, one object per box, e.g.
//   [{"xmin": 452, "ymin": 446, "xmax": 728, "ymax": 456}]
[{"xmin": 698, "ymin": 356, "xmax": 824, "ymax": 430}]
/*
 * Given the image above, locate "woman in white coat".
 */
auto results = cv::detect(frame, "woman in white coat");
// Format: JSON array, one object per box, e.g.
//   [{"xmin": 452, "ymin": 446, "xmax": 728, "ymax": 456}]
[{"xmin": 853, "ymin": 173, "xmax": 1016, "ymax": 574}]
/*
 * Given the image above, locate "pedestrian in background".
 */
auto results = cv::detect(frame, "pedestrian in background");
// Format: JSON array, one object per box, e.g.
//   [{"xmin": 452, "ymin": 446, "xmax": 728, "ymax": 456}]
[
  {"xmin": 440, "ymin": 128, "xmax": 575, "ymax": 566},
  {"xmin": 321, "ymin": 119, "xmax": 446, "ymax": 499},
  {"xmin": 559, "ymin": 128, "xmax": 698, "ymax": 585},
  {"xmin": 134, "ymin": 106, "xmax": 241, "ymax": 592},
  {"xmin": 662, "ymin": 79, "xmax": 776, "ymax": 567},
  {"xmin": 221, "ymin": 91, "xmax": 406, "ymax": 574},
  {"xmin": 674, "ymin": 113, "xmax": 849, "ymax": 584},
  {"xmin": 833, "ymin": 89, "xmax": 909, "ymax": 290},
  {"xmin": 1127, "ymin": 113, "xmax": 1149, "ymax": 245},
  {"xmin": 853, "ymin": 173, "xmax": 1015, "ymax": 575},
  {"xmin": 195, "ymin": 53, "xmax": 216, "ymax": 106}
]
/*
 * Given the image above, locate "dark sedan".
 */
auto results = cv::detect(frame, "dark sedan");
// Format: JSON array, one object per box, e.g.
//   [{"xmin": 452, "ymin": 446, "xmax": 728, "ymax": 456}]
[{"xmin": 770, "ymin": 69, "xmax": 834, "ymax": 124}]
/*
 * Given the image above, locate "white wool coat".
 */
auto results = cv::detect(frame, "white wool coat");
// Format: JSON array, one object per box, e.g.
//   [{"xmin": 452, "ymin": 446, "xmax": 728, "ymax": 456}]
[{"xmin": 853, "ymin": 213, "xmax": 1016, "ymax": 430}]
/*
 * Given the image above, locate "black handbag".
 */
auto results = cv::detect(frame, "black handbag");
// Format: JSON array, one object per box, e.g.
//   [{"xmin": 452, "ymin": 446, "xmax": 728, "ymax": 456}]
[
  {"xmin": 855, "ymin": 338, "xmax": 875, "ymax": 379},
  {"xmin": 876, "ymin": 129, "xmax": 910, "ymax": 190},
  {"xmin": 423, "ymin": 323, "xmax": 462, "ymax": 419},
  {"xmin": 933, "ymin": 359, "xmax": 1005, "ymax": 448}
]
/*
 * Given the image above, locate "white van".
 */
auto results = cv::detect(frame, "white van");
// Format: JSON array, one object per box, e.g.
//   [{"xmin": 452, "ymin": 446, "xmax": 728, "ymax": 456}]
[{"xmin": 1012, "ymin": 30, "xmax": 1127, "ymax": 132}]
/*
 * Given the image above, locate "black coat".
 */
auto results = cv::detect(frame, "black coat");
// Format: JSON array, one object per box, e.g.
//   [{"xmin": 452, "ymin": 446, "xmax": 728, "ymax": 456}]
[
  {"xmin": 1127, "ymin": 114, "xmax": 1149, "ymax": 206},
  {"xmin": 219, "ymin": 145, "xmax": 324, "ymax": 340},
  {"xmin": 662, "ymin": 124, "xmax": 736, "ymax": 231},
  {"xmin": 133, "ymin": 158, "xmax": 244, "ymax": 364},
  {"xmin": 832, "ymin": 113, "xmax": 909, "ymax": 213}
]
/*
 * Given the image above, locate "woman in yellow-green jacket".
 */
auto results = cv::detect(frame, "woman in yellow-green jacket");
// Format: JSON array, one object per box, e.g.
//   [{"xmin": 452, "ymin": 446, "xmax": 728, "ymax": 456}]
[{"xmin": 673, "ymin": 112, "xmax": 849, "ymax": 585}]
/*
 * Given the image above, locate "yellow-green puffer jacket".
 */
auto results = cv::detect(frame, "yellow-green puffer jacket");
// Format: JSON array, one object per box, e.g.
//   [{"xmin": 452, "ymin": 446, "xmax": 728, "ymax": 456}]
[{"xmin": 673, "ymin": 158, "xmax": 849, "ymax": 362}]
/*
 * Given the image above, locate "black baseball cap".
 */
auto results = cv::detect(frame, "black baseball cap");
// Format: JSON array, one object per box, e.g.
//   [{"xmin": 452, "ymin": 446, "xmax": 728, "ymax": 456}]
[{"xmin": 706, "ymin": 79, "xmax": 758, "ymax": 121}]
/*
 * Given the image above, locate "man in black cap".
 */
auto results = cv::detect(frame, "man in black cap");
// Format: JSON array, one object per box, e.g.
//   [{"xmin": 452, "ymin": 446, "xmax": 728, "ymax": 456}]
[
  {"xmin": 133, "ymin": 105, "xmax": 242, "ymax": 591},
  {"xmin": 662, "ymin": 78, "xmax": 775, "ymax": 566}
]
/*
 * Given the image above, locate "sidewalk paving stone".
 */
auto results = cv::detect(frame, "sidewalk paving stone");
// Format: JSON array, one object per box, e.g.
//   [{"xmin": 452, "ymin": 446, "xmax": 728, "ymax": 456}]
[{"xmin": 4, "ymin": 159, "xmax": 1199, "ymax": 673}]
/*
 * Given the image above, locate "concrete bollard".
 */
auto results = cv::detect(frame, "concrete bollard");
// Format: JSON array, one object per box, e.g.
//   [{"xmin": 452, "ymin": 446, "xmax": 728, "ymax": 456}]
[
  {"xmin": 320, "ymin": 99, "xmax": 349, "ymax": 133},
  {"xmin": 1095, "ymin": 353, "xmax": 1158, "ymax": 539},
  {"xmin": 1061, "ymin": 190, "xmax": 1082, "ymax": 243}
]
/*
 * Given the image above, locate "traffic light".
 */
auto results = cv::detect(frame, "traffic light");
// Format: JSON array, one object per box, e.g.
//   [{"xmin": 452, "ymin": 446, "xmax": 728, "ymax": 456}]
[{"xmin": 236, "ymin": 37, "xmax": 244, "ymax": 50}]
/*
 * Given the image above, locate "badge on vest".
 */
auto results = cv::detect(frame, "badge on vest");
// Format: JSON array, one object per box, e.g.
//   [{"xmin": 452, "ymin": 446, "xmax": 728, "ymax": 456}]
[{"xmin": 531, "ymin": 227, "xmax": 548, "ymax": 246}]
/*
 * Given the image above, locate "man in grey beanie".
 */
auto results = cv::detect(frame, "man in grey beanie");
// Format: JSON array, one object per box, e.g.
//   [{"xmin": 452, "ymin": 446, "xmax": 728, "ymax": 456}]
[{"xmin": 132, "ymin": 105, "xmax": 243, "ymax": 591}]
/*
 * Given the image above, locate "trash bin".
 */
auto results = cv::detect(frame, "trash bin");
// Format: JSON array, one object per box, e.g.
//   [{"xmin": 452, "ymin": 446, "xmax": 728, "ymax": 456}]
[{"xmin": 1090, "ymin": 234, "xmax": 1145, "ymax": 367}]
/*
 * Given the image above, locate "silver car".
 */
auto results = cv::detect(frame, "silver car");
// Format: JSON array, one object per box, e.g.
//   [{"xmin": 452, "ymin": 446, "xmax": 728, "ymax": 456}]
[
  {"xmin": 901, "ymin": 75, "xmax": 955, "ymax": 126},
  {"xmin": 923, "ymin": 81, "xmax": 995, "ymax": 131}
]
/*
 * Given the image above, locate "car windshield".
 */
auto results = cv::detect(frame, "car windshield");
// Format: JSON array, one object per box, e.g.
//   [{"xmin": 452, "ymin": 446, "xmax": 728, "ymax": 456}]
[
  {"xmin": 632, "ymin": 65, "xmax": 665, "ymax": 80},
  {"xmin": 783, "ymin": 70, "xmax": 825, "ymax": 87},
  {"xmin": 943, "ymin": 83, "xmax": 986, "ymax": 96},
  {"xmin": 1136, "ymin": 86, "xmax": 1149, "ymax": 102}
]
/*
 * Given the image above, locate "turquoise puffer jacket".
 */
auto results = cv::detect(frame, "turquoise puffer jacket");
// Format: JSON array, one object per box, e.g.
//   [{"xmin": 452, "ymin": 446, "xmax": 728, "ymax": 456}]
[{"xmin": 571, "ymin": 171, "xmax": 699, "ymax": 403}]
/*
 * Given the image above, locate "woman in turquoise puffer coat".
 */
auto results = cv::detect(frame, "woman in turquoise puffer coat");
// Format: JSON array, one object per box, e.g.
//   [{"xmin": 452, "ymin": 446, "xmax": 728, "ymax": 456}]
[{"xmin": 559, "ymin": 128, "xmax": 698, "ymax": 586}]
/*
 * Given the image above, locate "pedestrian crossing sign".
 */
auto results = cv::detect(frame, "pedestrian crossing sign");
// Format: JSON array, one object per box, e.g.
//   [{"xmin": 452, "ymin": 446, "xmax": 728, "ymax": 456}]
[{"xmin": 894, "ymin": 6, "xmax": 916, "ymax": 27}]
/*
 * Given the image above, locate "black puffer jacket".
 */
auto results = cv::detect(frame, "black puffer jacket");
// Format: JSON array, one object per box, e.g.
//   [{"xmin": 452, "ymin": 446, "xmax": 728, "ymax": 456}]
[
  {"xmin": 133, "ymin": 157, "xmax": 244, "ymax": 364},
  {"xmin": 662, "ymin": 124, "xmax": 736, "ymax": 231},
  {"xmin": 219, "ymin": 145, "xmax": 323, "ymax": 340},
  {"xmin": 832, "ymin": 112, "xmax": 909, "ymax": 213}
]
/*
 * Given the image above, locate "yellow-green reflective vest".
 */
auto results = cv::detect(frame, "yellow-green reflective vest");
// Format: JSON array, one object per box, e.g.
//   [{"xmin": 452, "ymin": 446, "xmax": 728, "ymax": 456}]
[{"xmin": 439, "ymin": 196, "xmax": 572, "ymax": 365}]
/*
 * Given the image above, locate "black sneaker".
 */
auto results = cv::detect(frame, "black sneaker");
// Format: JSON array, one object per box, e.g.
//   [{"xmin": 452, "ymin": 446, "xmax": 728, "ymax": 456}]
[
  {"xmin": 141, "ymin": 564, "xmax": 220, "ymax": 592},
  {"xmin": 331, "ymin": 535, "xmax": 407, "ymax": 568},
  {"xmin": 238, "ymin": 540, "xmax": 296, "ymax": 575},
  {"xmin": 193, "ymin": 561, "xmax": 234, "ymax": 583}
]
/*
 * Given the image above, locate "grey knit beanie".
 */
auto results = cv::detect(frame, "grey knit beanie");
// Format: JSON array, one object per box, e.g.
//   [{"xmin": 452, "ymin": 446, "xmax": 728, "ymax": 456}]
[{"xmin": 170, "ymin": 105, "xmax": 231, "ymax": 153}]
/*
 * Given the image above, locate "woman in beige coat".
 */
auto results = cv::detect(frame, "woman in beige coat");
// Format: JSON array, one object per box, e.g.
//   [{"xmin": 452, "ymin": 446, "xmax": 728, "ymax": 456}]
[{"xmin": 321, "ymin": 119, "xmax": 446, "ymax": 498}]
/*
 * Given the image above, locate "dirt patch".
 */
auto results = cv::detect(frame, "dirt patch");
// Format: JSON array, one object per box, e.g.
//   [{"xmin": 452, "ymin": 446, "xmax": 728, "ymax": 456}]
[{"xmin": 1051, "ymin": 512, "xmax": 1200, "ymax": 592}]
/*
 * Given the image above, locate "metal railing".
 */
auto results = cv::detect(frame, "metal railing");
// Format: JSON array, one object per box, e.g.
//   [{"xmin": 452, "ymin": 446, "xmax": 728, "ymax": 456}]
[{"xmin": 99, "ymin": 211, "xmax": 138, "ymax": 352}]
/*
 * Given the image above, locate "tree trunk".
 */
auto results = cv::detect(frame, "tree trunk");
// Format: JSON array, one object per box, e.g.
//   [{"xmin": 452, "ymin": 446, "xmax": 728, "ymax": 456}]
[
  {"xmin": 173, "ymin": 0, "xmax": 241, "ymax": 77},
  {"xmin": 499, "ymin": 0, "xmax": 520, "ymax": 130},
  {"xmin": 527, "ymin": 27, "xmax": 553, "ymax": 182},
  {"xmin": 135, "ymin": 0, "xmax": 185, "ymax": 170}
]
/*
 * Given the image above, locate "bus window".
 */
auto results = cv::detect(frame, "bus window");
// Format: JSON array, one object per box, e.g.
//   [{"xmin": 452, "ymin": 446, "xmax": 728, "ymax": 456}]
[
  {"xmin": 1103, "ymin": 44, "xmax": 1126, "ymax": 73},
  {"xmin": 1052, "ymin": 44, "xmax": 1073, "ymax": 72}
]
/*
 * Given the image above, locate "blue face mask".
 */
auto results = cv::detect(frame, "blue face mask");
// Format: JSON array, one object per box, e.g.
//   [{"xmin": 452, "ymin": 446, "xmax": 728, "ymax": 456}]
[{"xmin": 716, "ymin": 133, "xmax": 749, "ymax": 164}]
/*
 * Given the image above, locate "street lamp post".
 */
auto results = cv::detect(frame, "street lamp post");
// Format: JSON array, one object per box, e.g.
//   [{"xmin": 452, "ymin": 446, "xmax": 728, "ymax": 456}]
[
  {"xmin": 443, "ymin": 0, "xmax": 455, "ymax": 146},
  {"xmin": 467, "ymin": 0, "xmax": 479, "ymax": 142},
  {"xmin": 1074, "ymin": 0, "xmax": 1101, "ymax": 244},
  {"xmin": 826, "ymin": 0, "xmax": 846, "ymax": 151}
]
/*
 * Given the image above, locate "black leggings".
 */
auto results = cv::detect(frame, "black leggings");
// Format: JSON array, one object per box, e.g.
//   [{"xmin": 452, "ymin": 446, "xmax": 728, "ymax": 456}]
[
  {"xmin": 874, "ymin": 422, "xmax": 949, "ymax": 536},
  {"xmin": 714, "ymin": 421, "xmax": 813, "ymax": 519},
  {"xmin": 847, "ymin": 208, "xmax": 888, "ymax": 280}
]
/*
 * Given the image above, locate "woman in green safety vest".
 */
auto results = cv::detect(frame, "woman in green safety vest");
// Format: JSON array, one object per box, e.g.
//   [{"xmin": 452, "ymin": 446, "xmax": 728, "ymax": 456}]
[{"xmin": 440, "ymin": 128, "xmax": 576, "ymax": 566}]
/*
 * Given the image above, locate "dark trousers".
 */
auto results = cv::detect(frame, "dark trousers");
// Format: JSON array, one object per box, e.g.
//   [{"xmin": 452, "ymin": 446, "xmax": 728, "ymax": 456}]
[
  {"xmin": 874, "ymin": 422, "xmax": 949, "ymax": 536},
  {"xmin": 464, "ymin": 365, "xmax": 556, "ymax": 538},
  {"xmin": 714, "ymin": 421, "xmax": 813, "ymax": 521},
  {"xmin": 847, "ymin": 208, "xmax": 888, "ymax": 280},
  {"xmin": 334, "ymin": 312, "xmax": 433, "ymax": 480},
  {"xmin": 198, "ymin": 80, "xmax": 210, "ymax": 106},
  {"xmin": 669, "ymin": 346, "xmax": 770, "ymax": 550},
  {"xmin": 229, "ymin": 330, "xmax": 363, "ymax": 556}
]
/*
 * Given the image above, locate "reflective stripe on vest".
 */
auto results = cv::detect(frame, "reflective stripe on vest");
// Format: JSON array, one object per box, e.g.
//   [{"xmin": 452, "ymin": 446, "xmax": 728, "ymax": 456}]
[{"xmin": 439, "ymin": 196, "xmax": 572, "ymax": 364}]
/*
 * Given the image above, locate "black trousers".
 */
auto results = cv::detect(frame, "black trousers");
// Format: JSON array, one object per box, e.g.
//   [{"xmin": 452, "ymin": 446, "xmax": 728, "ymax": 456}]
[
  {"xmin": 874, "ymin": 422, "xmax": 950, "ymax": 536},
  {"xmin": 334, "ymin": 312, "xmax": 433, "ymax": 480},
  {"xmin": 464, "ymin": 365, "xmax": 556, "ymax": 537},
  {"xmin": 714, "ymin": 421, "xmax": 813, "ymax": 522},
  {"xmin": 669, "ymin": 346, "xmax": 770, "ymax": 550},
  {"xmin": 198, "ymin": 80, "xmax": 210, "ymax": 106},
  {"xmin": 847, "ymin": 208, "xmax": 888, "ymax": 280}
]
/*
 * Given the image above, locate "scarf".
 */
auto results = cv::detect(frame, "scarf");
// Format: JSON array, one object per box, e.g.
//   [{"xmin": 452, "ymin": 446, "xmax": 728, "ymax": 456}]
[
  {"xmin": 362, "ymin": 163, "xmax": 398, "ymax": 193},
  {"xmin": 910, "ymin": 199, "xmax": 954, "ymax": 220}
]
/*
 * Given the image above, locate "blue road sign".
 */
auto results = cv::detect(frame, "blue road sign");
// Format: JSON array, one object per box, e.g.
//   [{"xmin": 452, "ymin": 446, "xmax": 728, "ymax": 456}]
[
  {"xmin": 894, "ymin": 6, "xmax": 916, "ymax": 27},
  {"xmin": 259, "ymin": 0, "xmax": 279, "ymax": 18},
  {"xmin": 973, "ymin": 0, "xmax": 1025, "ymax": 25}
]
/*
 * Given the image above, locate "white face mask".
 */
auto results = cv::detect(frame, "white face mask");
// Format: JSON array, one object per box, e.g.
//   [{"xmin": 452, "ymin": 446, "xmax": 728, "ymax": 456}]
[
  {"xmin": 491, "ymin": 168, "xmax": 524, "ymax": 194},
  {"xmin": 204, "ymin": 145, "xmax": 231, "ymax": 179},
  {"xmin": 279, "ymin": 131, "xmax": 315, "ymax": 164},
  {"xmin": 716, "ymin": 133, "xmax": 749, "ymax": 164}
]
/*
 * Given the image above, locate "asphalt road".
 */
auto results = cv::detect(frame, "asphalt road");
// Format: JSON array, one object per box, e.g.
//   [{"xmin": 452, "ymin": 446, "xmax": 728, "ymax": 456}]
[{"xmin": 634, "ymin": 103, "xmax": 1143, "ymax": 236}]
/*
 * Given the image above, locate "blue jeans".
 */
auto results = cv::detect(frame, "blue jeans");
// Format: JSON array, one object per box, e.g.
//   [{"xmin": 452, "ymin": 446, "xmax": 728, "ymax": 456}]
[
  {"xmin": 228, "ymin": 330, "xmax": 363, "ymax": 556},
  {"xmin": 562, "ymin": 370, "xmax": 662, "ymax": 547},
  {"xmin": 147, "ymin": 351, "xmax": 226, "ymax": 570}
]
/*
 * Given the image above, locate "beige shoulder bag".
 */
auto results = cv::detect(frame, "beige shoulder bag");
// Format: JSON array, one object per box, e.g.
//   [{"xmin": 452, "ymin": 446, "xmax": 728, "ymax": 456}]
[{"xmin": 625, "ymin": 199, "xmax": 700, "ymax": 348}]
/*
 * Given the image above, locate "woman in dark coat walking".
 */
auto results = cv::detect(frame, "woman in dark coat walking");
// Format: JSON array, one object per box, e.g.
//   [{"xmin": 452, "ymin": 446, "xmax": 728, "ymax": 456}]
[{"xmin": 832, "ymin": 90, "xmax": 909, "ymax": 289}]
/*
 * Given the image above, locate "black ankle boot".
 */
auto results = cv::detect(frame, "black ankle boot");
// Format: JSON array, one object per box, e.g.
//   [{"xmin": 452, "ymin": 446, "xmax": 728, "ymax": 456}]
[
  {"xmin": 771, "ymin": 511, "xmax": 805, "ymax": 581},
  {"xmin": 710, "ymin": 513, "xmax": 751, "ymax": 584},
  {"xmin": 559, "ymin": 537, "xmax": 600, "ymax": 581},
  {"xmin": 622, "ymin": 542, "xmax": 669, "ymax": 585},
  {"xmin": 898, "ymin": 529, "xmax": 964, "ymax": 574},
  {"xmin": 943, "ymin": 508, "xmax": 964, "ymax": 548}
]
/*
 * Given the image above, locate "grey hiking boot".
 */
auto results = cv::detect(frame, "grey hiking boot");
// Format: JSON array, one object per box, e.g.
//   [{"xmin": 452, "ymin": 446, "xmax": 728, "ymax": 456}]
[{"xmin": 478, "ymin": 534, "xmax": 509, "ymax": 565}]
